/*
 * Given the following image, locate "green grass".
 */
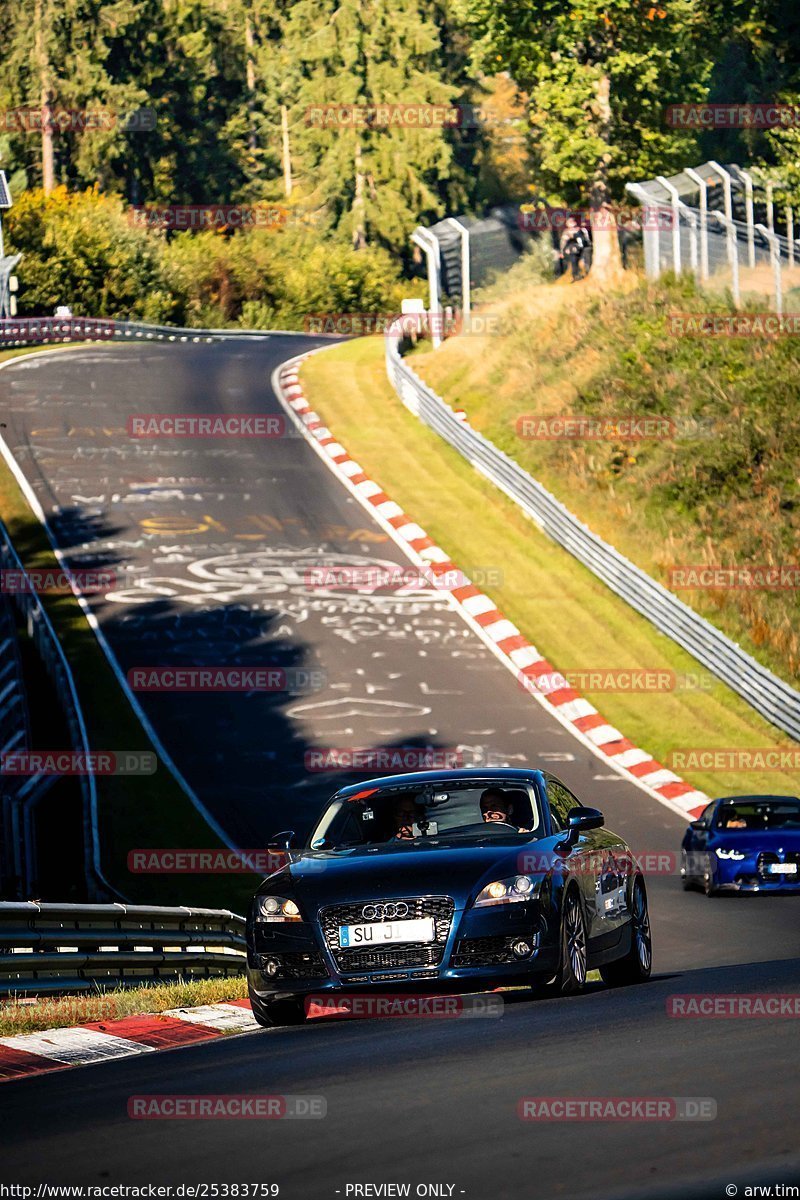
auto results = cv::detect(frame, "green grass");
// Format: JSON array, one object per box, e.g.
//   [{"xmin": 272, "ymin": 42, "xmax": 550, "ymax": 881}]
[
  {"xmin": 413, "ymin": 273, "xmax": 800, "ymax": 689},
  {"xmin": 0, "ymin": 976, "xmax": 248, "ymax": 1036},
  {"xmin": 300, "ymin": 336, "xmax": 799, "ymax": 799},
  {"xmin": 0, "ymin": 347, "xmax": 257, "ymax": 909}
]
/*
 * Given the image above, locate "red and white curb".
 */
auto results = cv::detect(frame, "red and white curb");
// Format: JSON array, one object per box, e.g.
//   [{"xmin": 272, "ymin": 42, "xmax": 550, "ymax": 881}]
[
  {"xmin": 0, "ymin": 1000, "xmax": 258, "ymax": 1082},
  {"xmin": 273, "ymin": 357, "xmax": 709, "ymax": 823}
]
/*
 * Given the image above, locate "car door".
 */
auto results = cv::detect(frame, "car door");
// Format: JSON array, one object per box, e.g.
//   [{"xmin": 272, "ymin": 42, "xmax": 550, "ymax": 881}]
[
  {"xmin": 545, "ymin": 775, "xmax": 630, "ymax": 942},
  {"xmin": 684, "ymin": 801, "xmax": 717, "ymax": 880}
]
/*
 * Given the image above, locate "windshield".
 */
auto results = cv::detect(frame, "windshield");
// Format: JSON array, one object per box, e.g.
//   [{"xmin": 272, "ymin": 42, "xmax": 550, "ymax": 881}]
[
  {"xmin": 714, "ymin": 800, "xmax": 800, "ymax": 832},
  {"xmin": 308, "ymin": 782, "xmax": 541, "ymax": 850}
]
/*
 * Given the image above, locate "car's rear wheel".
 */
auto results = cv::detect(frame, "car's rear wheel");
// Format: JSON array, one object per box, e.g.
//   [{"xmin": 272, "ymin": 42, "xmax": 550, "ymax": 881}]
[
  {"xmin": 600, "ymin": 877, "xmax": 652, "ymax": 987},
  {"xmin": 248, "ymin": 986, "xmax": 306, "ymax": 1028},
  {"xmin": 552, "ymin": 888, "xmax": 588, "ymax": 995}
]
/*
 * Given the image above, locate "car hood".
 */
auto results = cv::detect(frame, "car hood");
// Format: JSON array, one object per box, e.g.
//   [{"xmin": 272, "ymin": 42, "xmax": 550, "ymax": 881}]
[
  {"xmin": 710, "ymin": 830, "xmax": 800, "ymax": 852},
  {"xmin": 274, "ymin": 835, "xmax": 552, "ymax": 910}
]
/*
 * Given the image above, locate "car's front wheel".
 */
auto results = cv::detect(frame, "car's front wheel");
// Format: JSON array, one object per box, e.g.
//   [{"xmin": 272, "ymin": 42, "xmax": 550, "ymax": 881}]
[
  {"xmin": 600, "ymin": 877, "xmax": 652, "ymax": 987},
  {"xmin": 248, "ymin": 986, "xmax": 306, "ymax": 1028},
  {"xmin": 552, "ymin": 887, "xmax": 588, "ymax": 995}
]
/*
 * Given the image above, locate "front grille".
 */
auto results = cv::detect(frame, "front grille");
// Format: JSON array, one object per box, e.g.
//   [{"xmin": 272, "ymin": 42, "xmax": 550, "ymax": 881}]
[
  {"xmin": 319, "ymin": 896, "xmax": 454, "ymax": 973},
  {"xmin": 452, "ymin": 936, "xmax": 519, "ymax": 968}
]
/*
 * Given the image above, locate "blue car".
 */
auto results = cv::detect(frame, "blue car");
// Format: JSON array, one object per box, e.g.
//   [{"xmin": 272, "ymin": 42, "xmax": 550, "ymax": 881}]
[
  {"xmin": 246, "ymin": 767, "xmax": 652, "ymax": 1026},
  {"xmin": 681, "ymin": 794, "xmax": 800, "ymax": 895}
]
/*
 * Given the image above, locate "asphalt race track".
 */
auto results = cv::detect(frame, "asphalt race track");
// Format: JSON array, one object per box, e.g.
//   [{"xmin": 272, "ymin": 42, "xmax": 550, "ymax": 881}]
[{"xmin": 1, "ymin": 337, "xmax": 799, "ymax": 1197}]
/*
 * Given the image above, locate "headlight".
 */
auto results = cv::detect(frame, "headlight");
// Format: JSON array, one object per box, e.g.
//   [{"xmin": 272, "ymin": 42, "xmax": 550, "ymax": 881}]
[
  {"xmin": 715, "ymin": 848, "xmax": 746, "ymax": 861},
  {"xmin": 474, "ymin": 875, "xmax": 539, "ymax": 907},
  {"xmin": 255, "ymin": 895, "xmax": 302, "ymax": 922}
]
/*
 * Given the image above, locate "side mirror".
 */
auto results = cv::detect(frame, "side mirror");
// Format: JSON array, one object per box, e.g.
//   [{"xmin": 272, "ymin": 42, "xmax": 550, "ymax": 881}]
[
  {"xmin": 567, "ymin": 806, "xmax": 604, "ymax": 833},
  {"xmin": 269, "ymin": 829, "xmax": 298, "ymax": 851},
  {"xmin": 556, "ymin": 807, "xmax": 604, "ymax": 851},
  {"xmin": 689, "ymin": 819, "xmax": 709, "ymax": 832}
]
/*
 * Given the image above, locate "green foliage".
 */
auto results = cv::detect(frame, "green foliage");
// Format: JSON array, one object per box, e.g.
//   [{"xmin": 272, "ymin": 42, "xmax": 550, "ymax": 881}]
[
  {"xmin": 5, "ymin": 186, "xmax": 172, "ymax": 318},
  {"xmin": 5, "ymin": 186, "xmax": 407, "ymax": 326}
]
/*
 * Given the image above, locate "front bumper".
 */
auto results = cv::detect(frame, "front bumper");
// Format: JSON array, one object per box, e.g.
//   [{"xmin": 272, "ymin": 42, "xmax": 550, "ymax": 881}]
[{"xmin": 247, "ymin": 899, "xmax": 555, "ymax": 997}]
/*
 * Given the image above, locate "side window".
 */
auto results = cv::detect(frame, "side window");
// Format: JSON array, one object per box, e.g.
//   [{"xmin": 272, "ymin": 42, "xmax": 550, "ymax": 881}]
[
  {"xmin": 546, "ymin": 777, "xmax": 579, "ymax": 832},
  {"xmin": 702, "ymin": 802, "xmax": 717, "ymax": 826}
]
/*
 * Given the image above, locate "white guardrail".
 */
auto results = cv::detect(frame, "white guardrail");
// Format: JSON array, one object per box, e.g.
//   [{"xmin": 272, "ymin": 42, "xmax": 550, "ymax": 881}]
[{"xmin": 384, "ymin": 326, "xmax": 800, "ymax": 742}]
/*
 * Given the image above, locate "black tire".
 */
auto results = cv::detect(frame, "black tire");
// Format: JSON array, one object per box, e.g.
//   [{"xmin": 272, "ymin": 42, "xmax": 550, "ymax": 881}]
[
  {"xmin": 553, "ymin": 887, "xmax": 588, "ymax": 995},
  {"xmin": 600, "ymin": 876, "xmax": 652, "ymax": 987},
  {"xmin": 680, "ymin": 849, "xmax": 694, "ymax": 891},
  {"xmin": 248, "ymin": 986, "xmax": 306, "ymax": 1028},
  {"xmin": 701, "ymin": 853, "xmax": 718, "ymax": 896}
]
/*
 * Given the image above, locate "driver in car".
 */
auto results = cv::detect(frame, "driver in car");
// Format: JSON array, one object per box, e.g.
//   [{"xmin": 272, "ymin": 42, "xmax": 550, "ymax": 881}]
[
  {"xmin": 479, "ymin": 787, "xmax": 530, "ymax": 831},
  {"xmin": 393, "ymin": 797, "xmax": 423, "ymax": 840}
]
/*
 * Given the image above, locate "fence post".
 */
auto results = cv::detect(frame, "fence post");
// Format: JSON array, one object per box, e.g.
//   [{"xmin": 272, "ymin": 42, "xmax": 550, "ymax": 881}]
[
  {"xmin": 656, "ymin": 176, "xmax": 682, "ymax": 274},
  {"xmin": 711, "ymin": 210, "xmax": 741, "ymax": 306},
  {"xmin": 625, "ymin": 183, "xmax": 661, "ymax": 278},
  {"xmin": 684, "ymin": 167, "xmax": 710, "ymax": 282},
  {"xmin": 444, "ymin": 217, "xmax": 471, "ymax": 320},
  {"xmin": 756, "ymin": 223, "xmax": 783, "ymax": 315},
  {"xmin": 738, "ymin": 169, "xmax": 757, "ymax": 269},
  {"xmin": 411, "ymin": 227, "xmax": 442, "ymax": 349}
]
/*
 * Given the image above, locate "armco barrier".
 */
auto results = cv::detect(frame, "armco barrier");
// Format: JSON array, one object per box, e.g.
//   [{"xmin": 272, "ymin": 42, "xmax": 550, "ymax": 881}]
[
  {"xmin": 0, "ymin": 901, "xmax": 246, "ymax": 995},
  {"xmin": 0, "ymin": 316, "xmax": 331, "ymax": 348},
  {"xmin": 385, "ymin": 326, "xmax": 800, "ymax": 742},
  {"xmin": 0, "ymin": 521, "xmax": 113, "ymax": 902}
]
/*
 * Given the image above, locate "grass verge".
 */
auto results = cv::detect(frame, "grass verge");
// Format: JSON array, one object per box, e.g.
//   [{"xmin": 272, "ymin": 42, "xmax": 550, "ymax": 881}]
[
  {"xmin": 0, "ymin": 347, "xmax": 257, "ymax": 909},
  {"xmin": 0, "ymin": 975, "xmax": 248, "ymax": 1037},
  {"xmin": 299, "ymin": 336, "xmax": 799, "ymax": 799},
  {"xmin": 412, "ymin": 273, "xmax": 800, "ymax": 689}
]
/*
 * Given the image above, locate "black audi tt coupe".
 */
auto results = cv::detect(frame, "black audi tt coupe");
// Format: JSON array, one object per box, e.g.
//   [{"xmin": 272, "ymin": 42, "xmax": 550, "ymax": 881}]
[{"xmin": 246, "ymin": 767, "xmax": 652, "ymax": 1024}]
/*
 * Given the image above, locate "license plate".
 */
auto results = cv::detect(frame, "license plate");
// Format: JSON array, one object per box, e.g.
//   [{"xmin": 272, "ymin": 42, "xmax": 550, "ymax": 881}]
[
  {"xmin": 767, "ymin": 862, "xmax": 798, "ymax": 875},
  {"xmin": 339, "ymin": 917, "xmax": 435, "ymax": 948}
]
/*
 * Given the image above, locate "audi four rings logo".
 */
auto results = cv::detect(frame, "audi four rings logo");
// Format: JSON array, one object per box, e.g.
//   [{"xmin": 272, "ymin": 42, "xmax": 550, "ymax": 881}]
[{"xmin": 362, "ymin": 902, "xmax": 410, "ymax": 920}]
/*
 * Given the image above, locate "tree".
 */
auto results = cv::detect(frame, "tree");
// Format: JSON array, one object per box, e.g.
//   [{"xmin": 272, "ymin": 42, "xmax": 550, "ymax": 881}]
[
  {"xmin": 274, "ymin": 0, "xmax": 470, "ymax": 252},
  {"xmin": 456, "ymin": 0, "xmax": 717, "ymax": 277}
]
